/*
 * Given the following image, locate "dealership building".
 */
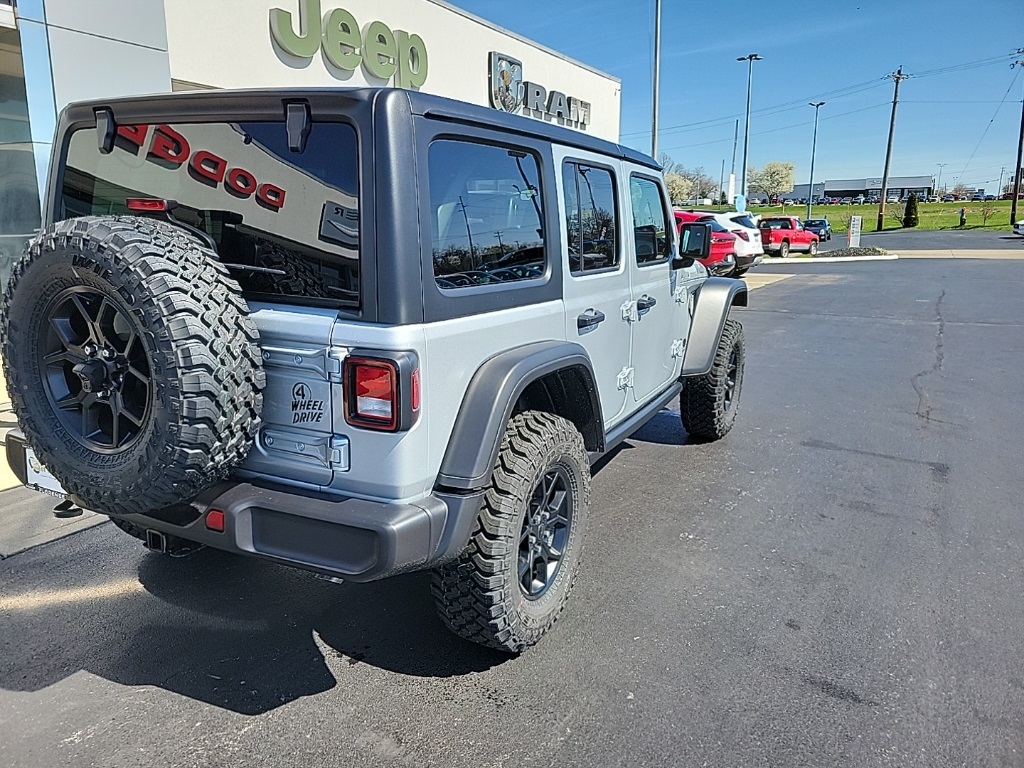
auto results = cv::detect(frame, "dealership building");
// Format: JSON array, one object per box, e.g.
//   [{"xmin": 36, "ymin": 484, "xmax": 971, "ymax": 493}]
[
  {"xmin": 0, "ymin": 0, "xmax": 621, "ymax": 283},
  {"xmin": 788, "ymin": 175, "xmax": 935, "ymax": 201}
]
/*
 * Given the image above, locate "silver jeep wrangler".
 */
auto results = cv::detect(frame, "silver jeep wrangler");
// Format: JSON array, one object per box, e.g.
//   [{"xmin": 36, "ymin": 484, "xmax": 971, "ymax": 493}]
[{"xmin": 1, "ymin": 88, "xmax": 746, "ymax": 652}]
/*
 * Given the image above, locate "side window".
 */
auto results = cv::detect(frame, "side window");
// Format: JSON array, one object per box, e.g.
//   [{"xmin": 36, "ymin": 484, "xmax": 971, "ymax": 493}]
[
  {"xmin": 562, "ymin": 162, "xmax": 619, "ymax": 275},
  {"xmin": 428, "ymin": 139, "xmax": 545, "ymax": 289},
  {"xmin": 629, "ymin": 175, "xmax": 670, "ymax": 266}
]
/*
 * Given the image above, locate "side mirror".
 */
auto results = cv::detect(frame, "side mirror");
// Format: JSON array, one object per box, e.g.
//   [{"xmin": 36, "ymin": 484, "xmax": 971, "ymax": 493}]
[{"xmin": 673, "ymin": 221, "xmax": 711, "ymax": 268}]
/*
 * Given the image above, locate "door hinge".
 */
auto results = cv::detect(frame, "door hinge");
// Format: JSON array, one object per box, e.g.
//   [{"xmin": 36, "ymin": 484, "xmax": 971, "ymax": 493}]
[
  {"xmin": 617, "ymin": 366, "xmax": 635, "ymax": 390},
  {"xmin": 620, "ymin": 300, "xmax": 638, "ymax": 323},
  {"xmin": 670, "ymin": 338, "xmax": 686, "ymax": 358},
  {"xmin": 329, "ymin": 435, "xmax": 350, "ymax": 471}
]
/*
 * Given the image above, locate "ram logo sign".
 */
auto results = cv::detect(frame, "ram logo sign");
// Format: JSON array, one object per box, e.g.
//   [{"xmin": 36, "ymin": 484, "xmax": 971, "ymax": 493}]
[{"xmin": 488, "ymin": 51, "xmax": 591, "ymax": 129}]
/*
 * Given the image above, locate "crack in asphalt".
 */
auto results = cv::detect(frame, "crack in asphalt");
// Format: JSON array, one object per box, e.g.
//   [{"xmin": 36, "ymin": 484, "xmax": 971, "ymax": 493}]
[{"xmin": 910, "ymin": 290, "xmax": 946, "ymax": 425}]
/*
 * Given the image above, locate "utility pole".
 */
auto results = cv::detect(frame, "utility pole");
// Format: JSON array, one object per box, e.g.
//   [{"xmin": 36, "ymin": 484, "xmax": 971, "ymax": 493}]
[
  {"xmin": 737, "ymin": 53, "xmax": 763, "ymax": 198},
  {"xmin": 731, "ymin": 119, "xmax": 739, "ymax": 176},
  {"xmin": 651, "ymin": 0, "xmax": 662, "ymax": 158},
  {"xmin": 806, "ymin": 101, "xmax": 825, "ymax": 220},
  {"xmin": 1011, "ymin": 51, "xmax": 1024, "ymax": 226},
  {"xmin": 998, "ymin": 166, "xmax": 1006, "ymax": 197},
  {"xmin": 876, "ymin": 66, "xmax": 909, "ymax": 231},
  {"xmin": 936, "ymin": 163, "xmax": 947, "ymax": 194},
  {"xmin": 719, "ymin": 158, "xmax": 725, "ymax": 208}
]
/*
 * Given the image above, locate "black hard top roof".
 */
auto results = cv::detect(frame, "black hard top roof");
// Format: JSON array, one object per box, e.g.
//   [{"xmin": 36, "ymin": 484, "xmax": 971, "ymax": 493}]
[{"xmin": 61, "ymin": 86, "xmax": 660, "ymax": 171}]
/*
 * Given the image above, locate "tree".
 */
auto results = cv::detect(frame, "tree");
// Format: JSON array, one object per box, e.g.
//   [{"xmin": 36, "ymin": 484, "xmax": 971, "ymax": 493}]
[
  {"xmin": 664, "ymin": 173, "xmax": 694, "ymax": 206},
  {"xmin": 902, "ymin": 192, "xmax": 919, "ymax": 228},
  {"xmin": 676, "ymin": 166, "xmax": 717, "ymax": 199},
  {"xmin": 951, "ymin": 182, "xmax": 970, "ymax": 198},
  {"xmin": 657, "ymin": 153, "xmax": 681, "ymax": 176},
  {"xmin": 887, "ymin": 201, "xmax": 905, "ymax": 227},
  {"xmin": 980, "ymin": 203, "xmax": 998, "ymax": 225},
  {"xmin": 747, "ymin": 162, "xmax": 795, "ymax": 202}
]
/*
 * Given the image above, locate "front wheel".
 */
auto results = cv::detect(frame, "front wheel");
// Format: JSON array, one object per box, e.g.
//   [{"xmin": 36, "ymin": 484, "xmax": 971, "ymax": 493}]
[
  {"xmin": 680, "ymin": 319, "xmax": 745, "ymax": 441},
  {"xmin": 431, "ymin": 411, "xmax": 590, "ymax": 653},
  {"xmin": 809, "ymin": 240, "xmax": 818, "ymax": 256},
  {"xmin": 778, "ymin": 240, "xmax": 790, "ymax": 258}
]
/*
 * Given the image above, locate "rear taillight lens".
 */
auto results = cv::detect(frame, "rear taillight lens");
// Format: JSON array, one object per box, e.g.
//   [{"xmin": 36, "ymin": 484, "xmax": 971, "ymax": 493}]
[
  {"xmin": 733, "ymin": 230, "xmax": 750, "ymax": 241},
  {"xmin": 346, "ymin": 358, "xmax": 398, "ymax": 429},
  {"xmin": 343, "ymin": 352, "xmax": 420, "ymax": 432}
]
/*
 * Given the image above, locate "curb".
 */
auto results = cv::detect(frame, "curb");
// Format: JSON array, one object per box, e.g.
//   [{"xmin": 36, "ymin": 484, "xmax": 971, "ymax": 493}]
[{"xmin": 766, "ymin": 254, "xmax": 900, "ymax": 264}]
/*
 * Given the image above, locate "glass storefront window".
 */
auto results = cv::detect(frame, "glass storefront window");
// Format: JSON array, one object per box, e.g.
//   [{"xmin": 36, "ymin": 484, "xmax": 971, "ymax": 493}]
[{"xmin": 0, "ymin": 27, "xmax": 42, "ymax": 290}]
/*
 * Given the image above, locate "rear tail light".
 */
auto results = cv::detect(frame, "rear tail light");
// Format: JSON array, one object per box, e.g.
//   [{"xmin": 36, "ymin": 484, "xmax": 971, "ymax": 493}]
[
  {"xmin": 733, "ymin": 230, "xmax": 750, "ymax": 241},
  {"xmin": 343, "ymin": 352, "xmax": 420, "ymax": 432}
]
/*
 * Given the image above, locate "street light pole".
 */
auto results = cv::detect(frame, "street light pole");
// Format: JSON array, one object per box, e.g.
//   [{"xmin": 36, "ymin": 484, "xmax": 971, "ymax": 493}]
[
  {"xmin": 737, "ymin": 53, "xmax": 763, "ymax": 199},
  {"xmin": 936, "ymin": 163, "xmax": 947, "ymax": 194},
  {"xmin": 651, "ymin": 0, "xmax": 662, "ymax": 158},
  {"xmin": 806, "ymin": 101, "xmax": 825, "ymax": 220}
]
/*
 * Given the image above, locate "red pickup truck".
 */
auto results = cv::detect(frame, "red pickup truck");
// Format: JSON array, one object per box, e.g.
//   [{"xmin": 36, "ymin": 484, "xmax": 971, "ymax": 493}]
[{"xmin": 758, "ymin": 216, "xmax": 819, "ymax": 257}]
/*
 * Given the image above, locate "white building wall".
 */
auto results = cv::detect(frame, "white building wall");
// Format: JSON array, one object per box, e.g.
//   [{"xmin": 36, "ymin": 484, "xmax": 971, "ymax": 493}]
[{"xmin": 164, "ymin": 0, "xmax": 621, "ymax": 141}]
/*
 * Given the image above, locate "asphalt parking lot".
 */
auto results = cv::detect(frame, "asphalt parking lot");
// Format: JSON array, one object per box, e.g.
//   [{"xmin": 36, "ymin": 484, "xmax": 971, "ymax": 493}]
[
  {"xmin": 2, "ymin": 257, "xmax": 1023, "ymax": 767},
  {"xmin": 819, "ymin": 226, "xmax": 1024, "ymax": 253}
]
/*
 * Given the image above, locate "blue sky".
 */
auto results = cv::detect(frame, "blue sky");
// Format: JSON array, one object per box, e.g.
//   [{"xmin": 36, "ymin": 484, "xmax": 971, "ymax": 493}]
[{"xmin": 449, "ymin": 0, "xmax": 1024, "ymax": 192}]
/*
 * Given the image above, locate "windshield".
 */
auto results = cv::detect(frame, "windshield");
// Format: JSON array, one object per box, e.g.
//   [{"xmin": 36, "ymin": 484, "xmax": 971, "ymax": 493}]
[
  {"xmin": 805, "ymin": 220, "xmax": 827, "ymax": 226},
  {"xmin": 60, "ymin": 121, "xmax": 360, "ymax": 308}
]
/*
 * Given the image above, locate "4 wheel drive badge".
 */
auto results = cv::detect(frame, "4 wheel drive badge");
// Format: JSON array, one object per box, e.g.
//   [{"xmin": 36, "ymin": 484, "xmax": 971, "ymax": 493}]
[
  {"xmin": 292, "ymin": 382, "xmax": 309, "ymax": 401},
  {"xmin": 490, "ymin": 52, "xmax": 524, "ymax": 113}
]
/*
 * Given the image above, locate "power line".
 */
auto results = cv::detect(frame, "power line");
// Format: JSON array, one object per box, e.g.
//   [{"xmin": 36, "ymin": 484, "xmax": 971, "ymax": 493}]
[{"xmin": 953, "ymin": 67, "xmax": 1022, "ymax": 189}]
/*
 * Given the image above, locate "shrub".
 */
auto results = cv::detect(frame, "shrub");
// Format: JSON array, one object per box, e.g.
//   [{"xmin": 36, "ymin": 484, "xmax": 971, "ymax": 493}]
[{"xmin": 903, "ymin": 193, "xmax": 919, "ymax": 228}]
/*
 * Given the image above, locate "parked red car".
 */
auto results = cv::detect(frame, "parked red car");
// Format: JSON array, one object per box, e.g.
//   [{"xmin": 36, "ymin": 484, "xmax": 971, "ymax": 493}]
[
  {"xmin": 758, "ymin": 216, "xmax": 819, "ymax": 257},
  {"xmin": 673, "ymin": 210, "xmax": 738, "ymax": 275}
]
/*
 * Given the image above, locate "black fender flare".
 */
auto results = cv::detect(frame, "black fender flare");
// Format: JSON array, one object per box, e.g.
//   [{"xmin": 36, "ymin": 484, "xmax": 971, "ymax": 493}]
[
  {"xmin": 435, "ymin": 341, "xmax": 603, "ymax": 493},
  {"xmin": 681, "ymin": 277, "xmax": 747, "ymax": 376}
]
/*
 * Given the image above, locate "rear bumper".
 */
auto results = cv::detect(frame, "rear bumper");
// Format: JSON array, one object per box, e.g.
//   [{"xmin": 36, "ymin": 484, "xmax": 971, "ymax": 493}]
[{"xmin": 6, "ymin": 431, "xmax": 483, "ymax": 582}]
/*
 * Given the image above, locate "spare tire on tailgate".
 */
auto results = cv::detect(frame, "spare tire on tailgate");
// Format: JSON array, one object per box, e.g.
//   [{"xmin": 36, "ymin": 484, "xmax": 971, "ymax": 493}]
[{"xmin": 0, "ymin": 215, "xmax": 265, "ymax": 515}]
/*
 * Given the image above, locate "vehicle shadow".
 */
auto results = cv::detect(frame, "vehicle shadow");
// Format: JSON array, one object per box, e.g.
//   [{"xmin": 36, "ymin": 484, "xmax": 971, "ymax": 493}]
[
  {"xmin": 628, "ymin": 407, "xmax": 693, "ymax": 447},
  {"xmin": 0, "ymin": 543, "xmax": 510, "ymax": 716}
]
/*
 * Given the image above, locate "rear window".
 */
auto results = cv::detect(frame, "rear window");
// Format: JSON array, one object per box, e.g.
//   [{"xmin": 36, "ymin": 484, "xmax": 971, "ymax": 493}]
[
  {"xmin": 760, "ymin": 219, "xmax": 792, "ymax": 230},
  {"xmin": 697, "ymin": 216, "xmax": 729, "ymax": 233},
  {"xmin": 730, "ymin": 214, "xmax": 756, "ymax": 229},
  {"xmin": 60, "ymin": 121, "xmax": 360, "ymax": 308}
]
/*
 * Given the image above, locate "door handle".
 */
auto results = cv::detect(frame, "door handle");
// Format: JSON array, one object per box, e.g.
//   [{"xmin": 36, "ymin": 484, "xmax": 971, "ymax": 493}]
[
  {"xmin": 577, "ymin": 309, "xmax": 606, "ymax": 331},
  {"xmin": 636, "ymin": 295, "xmax": 657, "ymax": 316}
]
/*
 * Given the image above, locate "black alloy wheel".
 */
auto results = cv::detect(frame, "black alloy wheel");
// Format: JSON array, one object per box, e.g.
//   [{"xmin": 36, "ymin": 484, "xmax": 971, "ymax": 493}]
[
  {"xmin": 519, "ymin": 465, "xmax": 573, "ymax": 599},
  {"xmin": 39, "ymin": 288, "xmax": 150, "ymax": 452},
  {"xmin": 724, "ymin": 347, "xmax": 739, "ymax": 412}
]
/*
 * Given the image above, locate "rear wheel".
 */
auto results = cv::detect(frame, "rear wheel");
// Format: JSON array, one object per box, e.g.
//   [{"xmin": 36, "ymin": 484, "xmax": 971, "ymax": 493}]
[
  {"xmin": 779, "ymin": 240, "xmax": 791, "ymax": 258},
  {"xmin": 809, "ymin": 240, "xmax": 819, "ymax": 256},
  {"xmin": 431, "ymin": 411, "xmax": 590, "ymax": 653}
]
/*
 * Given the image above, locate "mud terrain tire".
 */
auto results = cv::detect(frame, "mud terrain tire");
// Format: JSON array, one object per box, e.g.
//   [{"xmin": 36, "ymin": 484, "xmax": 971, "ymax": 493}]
[
  {"xmin": 431, "ymin": 411, "xmax": 590, "ymax": 653},
  {"xmin": 0, "ymin": 216, "xmax": 265, "ymax": 515},
  {"xmin": 680, "ymin": 318, "xmax": 744, "ymax": 441}
]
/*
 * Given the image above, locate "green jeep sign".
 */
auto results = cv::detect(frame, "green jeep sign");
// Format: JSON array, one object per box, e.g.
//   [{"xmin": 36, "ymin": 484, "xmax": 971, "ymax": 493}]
[{"xmin": 271, "ymin": 0, "xmax": 428, "ymax": 89}]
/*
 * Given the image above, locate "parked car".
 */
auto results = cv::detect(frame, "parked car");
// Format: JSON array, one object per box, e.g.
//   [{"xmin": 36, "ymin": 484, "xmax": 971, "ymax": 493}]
[
  {"xmin": 942, "ymin": 194, "xmax": 956, "ymax": 202},
  {"xmin": 1013, "ymin": 219, "xmax": 1024, "ymax": 237},
  {"xmin": 689, "ymin": 210, "xmax": 764, "ymax": 276},
  {"xmin": 758, "ymin": 216, "xmax": 820, "ymax": 257},
  {"xmin": 927, "ymin": 195, "xmax": 940, "ymax": 202},
  {"xmin": 803, "ymin": 218, "xmax": 832, "ymax": 241},
  {"xmin": 887, "ymin": 195, "xmax": 900, "ymax": 203},
  {"xmin": 853, "ymin": 195, "xmax": 866, "ymax": 205},
  {"xmin": 840, "ymin": 197, "xmax": 853, "ymax": 205},
  {"xmin": 674, "ymin": 210, "xmax": 739, "ymax": 275}
]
